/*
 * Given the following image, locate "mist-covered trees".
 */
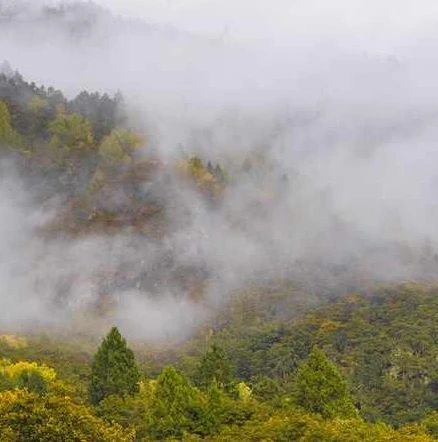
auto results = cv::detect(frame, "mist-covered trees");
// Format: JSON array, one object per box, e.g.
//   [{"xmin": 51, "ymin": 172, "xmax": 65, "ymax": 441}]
[
  {"xmin": 67, "ymin": 90, "xmax": 123, "ymax": 142},
  {"xmin": 0, "ymin": 69, "xmax": 232, "ymax": 240},
  {"xmin": 2, "ymin": 292, "xmax": 438, "ymax": 442},
  {"xmin": 0, "ymin": 100, "xmax": 22, "ymax": 148},
  {"xmin": 98, "ymin": 129, "xmax": 141, "ymax": 163},
  {"xmin": 178, "ymin": 156, "xmax": 226, "ymax": 201},
  {"xmin": 2, "ymin": 65, "xmax": 438, "ymax": 439},
  {"xmin": 49, "ymin": 107, "xmax": 94, "ymax": 153},
  {"xmin": 88, "ymin": 327, "xmax": 140, "ymax": 405},
  {"xmin": 0, "ymin": 66, "xmax": 125, "ymax": 147}
]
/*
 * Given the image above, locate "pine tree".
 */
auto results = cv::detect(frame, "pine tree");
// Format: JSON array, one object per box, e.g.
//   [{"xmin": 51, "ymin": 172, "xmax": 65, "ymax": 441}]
[
  {"xmin": 294, "ymin": 347, "xmax": 357, "ymax": 419},
  {"xmin": 88, "ymin": 327, "xmax": 140, "ymax": 405}
]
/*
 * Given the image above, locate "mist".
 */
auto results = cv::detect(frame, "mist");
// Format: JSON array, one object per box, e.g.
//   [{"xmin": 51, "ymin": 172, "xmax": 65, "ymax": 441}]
[{"xmin": 1, "ymin": 0, "xmax": 438, "ymax": 341}]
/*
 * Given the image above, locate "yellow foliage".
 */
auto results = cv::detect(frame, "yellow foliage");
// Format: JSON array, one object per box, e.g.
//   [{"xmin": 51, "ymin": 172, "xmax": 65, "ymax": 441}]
[
  {"xmin": 99, "ymin": 129, "xmax": 142, "ymax": 163},
  {"xmin": 237, "ymin": 382, "xmax": 252, "ymax": 402},
  {"xmin": 0, "ymin": 389, "xmax": 134, "ymax": 441},
  {"xmin": 178, "ymin": 158, "xmax": 213, "ymax": 182},
  {"xmin": 213, "ymin": 410, "xmax": 435, "ymax": 442},
  {"xmin": 27, "ymin": 95, "xmax": 47, "ymax": 113},
  {"xmin": 0, "ymin": 335, "xmax": 28, "ymax": 349},
  {"xmin": 319, "ymin": 320, "xmax": 341, "ymax": 333},
  {"xmin": 0, "ymin": 100, "xmax": 23, "ymax": 148},
  {"xmin": 49, "ymin": 111, "xmax": 94, "ymax": 151},
  {"xmin": 177, "ymin": 157, "xmax": 222, "ymax": 202},
  {"xmin": 0, "ymin": 360, "xmax": 57, "ymax": 383},
  {"xmin": 311, "ymin": 417, "xmax": 434, "ymax": 442},
  {"xmin": 140, "ymin": 379, "xmax": 158, "ymax": 396}
]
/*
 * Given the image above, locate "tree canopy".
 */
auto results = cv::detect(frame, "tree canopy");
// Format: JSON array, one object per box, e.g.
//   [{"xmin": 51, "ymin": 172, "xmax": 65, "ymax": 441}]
[
  {"xmin": 294, "ymin": 346, "xmax": 358, "ymax": 418},
  {"xmin": 88, "ymin": 327, "xmax": 140, "ymax": 405}
]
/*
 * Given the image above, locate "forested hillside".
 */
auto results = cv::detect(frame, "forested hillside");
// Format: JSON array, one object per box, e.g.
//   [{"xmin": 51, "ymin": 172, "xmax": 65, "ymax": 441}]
[
  {"xmin": 2, "ymin": 2, "xmax": 438, "ymax": 439},
  {"xmin": 2, "ymin": 284, "xmax": 438, "ymax": 439},
  {"xmin": 0, "ymin": 66, "xmax": 231, "ymax": 313}
]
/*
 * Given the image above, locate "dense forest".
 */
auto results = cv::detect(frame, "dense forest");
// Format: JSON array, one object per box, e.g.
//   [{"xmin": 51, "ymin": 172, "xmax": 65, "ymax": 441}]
[
  {"xmin": 0, "ymin": 0, "xmax": 438, "ymax": 432},
  {"xmin": 3, "ymin": 283, "xmax": 438, "ymax": 440},
  {"xmin": 1, "ymin": 65, "xmax": 438, "ymax": 440}
]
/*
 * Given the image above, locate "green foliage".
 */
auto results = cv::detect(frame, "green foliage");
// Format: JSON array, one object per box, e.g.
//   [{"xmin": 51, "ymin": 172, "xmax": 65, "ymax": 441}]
[
  {"xmin": 293, "ymin": 346, "xmax": 358, "ymax": 418},
  {"xmin": 0, "ymin": 359, "xmax": 56, "ymax": 396},
  {"xmin": 147, "ymin": 366, "xmax": 212, "ymax": 439},
  {"xmin": 88, "ymin": 327, "xmax": 140, "ymax": 405},
  {"xmin": 209, "ymin": 407, "xmax": 436, "ymax": 442},
  {"xmin": 2, "ymin": 69, "xmax": 438, "ymax": 440},
  {"xmin": 0, "ymin": 69, "xmax": 123, "ymax": 142},
  {"xmin": 49, "ymin": 108, "xmax": 94, "ymax": 153},
  {"xmin": 67, "ymin": 90, "xmax": 124, "ymax": 141},
  {"xmin": 195, "ymin": 283, "xmax": 438, "ymax": 426},
  {"xmin": 15, "ymin": 370, "xmax": 48, "ymax": 395},
  {"xmin": 206, "ymin": 380, "xmax": 256, "ymax": 430},
  {"xmin": 0, "ymin": 389, "xmax": 133, "ymax": 442},
  {"xmin": 98, "ymin": 129, "xmax": 141, "ymax": 163},
  {"xmin": 0, "ymin": 373, "xmax": 13, "ymax": 392},
  {"xmin": 27, "ymin": 95, "xmax": 48, "ymax": 114},
  {"xmin": 178, "ymin": 156, "xmax": 226, "ymax": 201},
  {"xmin": 96, "ymin": 393, "xmax": 148, "ymax": 439},
  {"xmin": 0, "ymin": 100, "xmax": 22, "ymax": 148},
  {"xmin": 250, "ymin": 375, "xmax": 282, "ymax": 402},
  {"xmin": 194, "ymin": 345, "xmax": 235, "ymax": 392},
  {"xmin": 0, "ymin": 304, "xmax": 437, "ymax": 441},
  {"xmin": 420, "ymin": 411, "xmax": 438, "ymax": 437}
]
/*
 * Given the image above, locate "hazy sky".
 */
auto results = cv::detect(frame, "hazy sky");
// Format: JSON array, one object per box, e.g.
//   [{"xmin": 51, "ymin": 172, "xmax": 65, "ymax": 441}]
[{"xmin": 97, "ymin": 0, "xmax": 438, "ymax": 53}]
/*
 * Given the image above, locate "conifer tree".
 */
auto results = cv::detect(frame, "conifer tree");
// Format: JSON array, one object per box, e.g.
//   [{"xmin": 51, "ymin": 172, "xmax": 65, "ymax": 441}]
[
  {"xmin": 88, "ymin": 327, "xmax": 140, "ymax": 405},
  {"xmin": 148, "ymin": 366, "xmax": 211, "ymax": 439},
  {"xmin": 195, "ymin": 345, "xmax": 235, "ymax": 392},
  {"xmin": 294, "ymin": 346, "xmax": 357, "ymax": 419}
]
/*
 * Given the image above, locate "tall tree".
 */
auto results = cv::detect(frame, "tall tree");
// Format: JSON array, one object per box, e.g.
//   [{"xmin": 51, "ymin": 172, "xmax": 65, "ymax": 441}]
[
  {"xmin": 294, "ymin": 346, "xmax": 357, "ymax": 418},
  {"xmin": 88, "ymin": 327, "xmax": 140, "ymax": 406},
  {"xmin": 148, "ymin": 366, "xmax": 211, "ymax": 439},
  {"xmin": 194, "ymin": 345, "xmax": 235, "ymax": 392}
]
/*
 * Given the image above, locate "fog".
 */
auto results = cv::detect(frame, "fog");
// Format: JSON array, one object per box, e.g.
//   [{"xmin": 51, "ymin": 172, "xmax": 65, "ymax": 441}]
[{"xmin": 1, "ymin": 0, "xmax": 438, "ymax": 340}]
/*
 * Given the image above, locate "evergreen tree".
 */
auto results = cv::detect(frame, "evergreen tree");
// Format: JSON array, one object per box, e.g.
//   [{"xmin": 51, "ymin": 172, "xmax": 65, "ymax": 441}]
[
  {"xmin": 147, "ymin": 366, "xmax": 211, "ymax": 439},
  {"xmin": 195, "ymin": 345, "xmax": 235, "ymax": 392},
  {"xmin": 88, "ymin": 327, "xmax": 140, "ymax": 406},
  {"xmin": 294, "ymin": 346, "xmax": 357, "ymax": 418}
]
